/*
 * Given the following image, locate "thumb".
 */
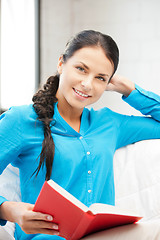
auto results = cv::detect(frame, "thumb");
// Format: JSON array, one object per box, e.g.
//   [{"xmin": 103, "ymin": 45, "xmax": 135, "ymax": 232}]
[{"xmin": 25, "ymin": 203, "xmax": 35, "ymax": 211}]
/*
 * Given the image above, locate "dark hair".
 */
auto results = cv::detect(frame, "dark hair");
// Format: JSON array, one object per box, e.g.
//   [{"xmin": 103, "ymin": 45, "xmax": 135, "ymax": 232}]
[{"xmin": 32, "ymin": 30, "xmax": 119, "ymax": 180}]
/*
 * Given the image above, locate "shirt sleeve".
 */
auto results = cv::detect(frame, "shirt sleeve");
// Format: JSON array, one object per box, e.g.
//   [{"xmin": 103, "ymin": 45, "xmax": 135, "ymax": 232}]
[
  {"xmin": 0, "ymin": 107, "xmax": 22, "ymax": 173},
  {"xmin": 116, "ymin": 84, "xmax": 160, "ymax": 149},
  {"xmin": 122, "ymin": 84, "xmax": 160, "ymax": 121},
  {"xmin": 0, "ymin": 107, "xmax": 22, "ymax": 225},
  {"xmin": 0, "ymin": 197, "xmax": 8, "ymax": 226}
]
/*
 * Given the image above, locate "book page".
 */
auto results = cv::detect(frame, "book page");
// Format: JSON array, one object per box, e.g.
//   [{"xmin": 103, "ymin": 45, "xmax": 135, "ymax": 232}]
[
  {"xmin": 48, "ymin": 180, "xmax": 89, "ymax": 212},
  {"xmin": 89, "ymin": 203, "xmax": 141, "ymax": 217}
]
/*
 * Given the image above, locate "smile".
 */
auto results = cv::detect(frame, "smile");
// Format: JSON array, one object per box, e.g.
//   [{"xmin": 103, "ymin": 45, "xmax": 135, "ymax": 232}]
[{"xmin": 73, "ymin": 88, "xmax": 90, "ymax": 98}]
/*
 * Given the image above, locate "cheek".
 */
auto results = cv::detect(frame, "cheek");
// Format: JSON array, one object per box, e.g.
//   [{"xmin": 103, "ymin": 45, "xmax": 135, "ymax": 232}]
[
  {"xmin": 94, "ymin": 83, "xmax": 106, "ymax": 97},
  {"xmin": 61, "ymin": 69, "xmax": 77, "ymax": 85},
  {"xmin": 59, "ymin": 72, "xmax": 70, "ymax": 88}
]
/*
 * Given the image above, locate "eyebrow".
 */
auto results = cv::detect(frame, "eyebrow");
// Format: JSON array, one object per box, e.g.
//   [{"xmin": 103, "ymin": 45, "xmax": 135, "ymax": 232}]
[{"xmin": 79, "ymin": 61, "xmax": 109, "ymax": 77}]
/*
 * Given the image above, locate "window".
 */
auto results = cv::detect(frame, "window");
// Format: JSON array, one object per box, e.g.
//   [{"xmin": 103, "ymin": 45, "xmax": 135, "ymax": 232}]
[{"xmin": 0, "ymin": 0, "xmax": 39, "ymax": 110}]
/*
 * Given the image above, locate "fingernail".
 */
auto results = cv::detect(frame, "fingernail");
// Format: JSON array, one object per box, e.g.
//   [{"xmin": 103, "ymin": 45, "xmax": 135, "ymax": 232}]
[
  {"xmin": 47, "ymin": 215, "xmax": 53, "ymax": 221},
  {"xmin": 53, "ymin": 224, "xmax": 59, "ymax": 230}
]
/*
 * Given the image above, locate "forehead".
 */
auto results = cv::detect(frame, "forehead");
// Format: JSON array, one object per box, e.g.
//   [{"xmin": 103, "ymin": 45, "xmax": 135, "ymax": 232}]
[{"xmin": 68, "ymin": 46, "xmax": 114, "ymax": 75}]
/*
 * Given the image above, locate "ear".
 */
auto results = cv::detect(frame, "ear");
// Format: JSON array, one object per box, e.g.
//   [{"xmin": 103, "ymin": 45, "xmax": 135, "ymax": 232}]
[{"xmin": 57, "ymin": 55, "xmax": 63, "ymax": 74}]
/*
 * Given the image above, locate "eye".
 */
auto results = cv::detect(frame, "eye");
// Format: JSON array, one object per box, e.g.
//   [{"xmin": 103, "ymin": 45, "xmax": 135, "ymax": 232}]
[
  {"xmin": 76, "ymin": 66, "xmax": 85, "ymax": 72},
  {"xmin": 96, "ymin": 76, "xmax": 106, "ymax": 82}
]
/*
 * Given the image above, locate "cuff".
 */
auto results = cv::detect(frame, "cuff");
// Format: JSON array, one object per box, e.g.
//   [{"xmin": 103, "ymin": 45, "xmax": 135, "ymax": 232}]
[
  {"xmin": 0, "ymin": 197, "xmax": 8, "ymax": 226},
  {"xmin": 122, "ymin": 84, "xmax": 160, "ymax": 110}
]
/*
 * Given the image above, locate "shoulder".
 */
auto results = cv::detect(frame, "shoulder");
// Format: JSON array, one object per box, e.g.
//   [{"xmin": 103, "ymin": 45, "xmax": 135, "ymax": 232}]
[
  {"xmin": 88, "ymin": 106, "xmax": 121, "ymax": 119},
  {"xmin": 0, "ymin": 104, "xmax": 38, "ymax": 129},
  {"xmin": 87, "ymin": 107, "xmax": 127, "ymax": 126},
  {"xmin": 2, "ymin": 104, "xmax": 37, "ymax": 119}
]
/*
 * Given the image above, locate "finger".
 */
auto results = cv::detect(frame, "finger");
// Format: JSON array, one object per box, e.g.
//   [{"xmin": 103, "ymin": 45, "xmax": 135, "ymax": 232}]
[
  {"xmin": 32, "ymin": 220, "xmax": 59, "ymax": 230},
  {"xmin": 105, "ymin": 84, "xmax": 114, "ymax": 91},
  {"xmin": 26, "ymin": 203, "xmax": 35, "ymax": 209},
  {"xmin": 23, "ymin": 226, "xmax": 59, "ymax": 235},
  {"xmin": 25, "ymin": 210, "xmax": 54, "ymax": 222},
  {"xmin": 37, "ymin": 228, "xmax": 59, "ymax": 235}
]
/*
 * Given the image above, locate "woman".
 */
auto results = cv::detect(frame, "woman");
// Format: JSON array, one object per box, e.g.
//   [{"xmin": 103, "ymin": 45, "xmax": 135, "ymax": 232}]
[{"xmin": 0, "ymin": 30, "xmax": 160, "ymax": 240}]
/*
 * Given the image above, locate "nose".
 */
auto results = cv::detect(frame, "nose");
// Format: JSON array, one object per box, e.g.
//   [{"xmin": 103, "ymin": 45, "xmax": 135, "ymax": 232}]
[{"xmin": 81, "ymin": 76, "xmax": 93, "ymax": 92}]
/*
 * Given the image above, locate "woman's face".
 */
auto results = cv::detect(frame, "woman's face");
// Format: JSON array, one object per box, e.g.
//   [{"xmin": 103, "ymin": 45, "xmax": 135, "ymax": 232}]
[{"xmin": 57, "ymin": 46, "xmax": 114, "ymax": 111}]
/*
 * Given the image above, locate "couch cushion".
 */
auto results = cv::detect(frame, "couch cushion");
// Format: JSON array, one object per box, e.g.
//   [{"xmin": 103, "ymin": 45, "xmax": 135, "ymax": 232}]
[{"xmin": 114, "ymin": 139, "xmax": 160, "ymax": 221}]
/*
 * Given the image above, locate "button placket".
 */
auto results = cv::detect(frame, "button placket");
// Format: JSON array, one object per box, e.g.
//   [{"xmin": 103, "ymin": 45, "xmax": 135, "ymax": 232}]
[
  {"xmin": 78, "ymin": 135, "xmax": 93, "ymax": 205},
  {"xmin": 86, "ymin": 150, "xmax": 93, "ymax": 204}
]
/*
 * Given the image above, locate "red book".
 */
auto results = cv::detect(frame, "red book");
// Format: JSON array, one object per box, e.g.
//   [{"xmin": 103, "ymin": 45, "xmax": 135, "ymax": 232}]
[{"xmin": 33, "ymin": 180, "xmax": 142, "ymax": 240}]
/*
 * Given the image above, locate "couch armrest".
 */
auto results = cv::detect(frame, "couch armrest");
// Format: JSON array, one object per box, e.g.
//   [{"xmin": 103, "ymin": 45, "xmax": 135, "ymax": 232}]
[{"xmin": 0, "ymin": 226, "xmax": 14, "ymax": 240}]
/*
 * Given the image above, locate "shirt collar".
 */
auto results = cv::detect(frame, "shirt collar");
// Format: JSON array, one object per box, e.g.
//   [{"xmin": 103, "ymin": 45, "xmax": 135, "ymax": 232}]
[{"xmin": 50, "ymin": 102, "xmax": 89, "ymax": 137}]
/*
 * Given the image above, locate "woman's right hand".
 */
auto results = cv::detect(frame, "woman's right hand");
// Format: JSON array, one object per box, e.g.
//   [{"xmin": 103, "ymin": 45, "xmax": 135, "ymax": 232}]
[
  {"xmin": 106, "ymin": 75, "xmax": 135, "ymax": 97},
  {"xmin": 0, "ymin": 201, "xmax": 59, "ymax": 235}
]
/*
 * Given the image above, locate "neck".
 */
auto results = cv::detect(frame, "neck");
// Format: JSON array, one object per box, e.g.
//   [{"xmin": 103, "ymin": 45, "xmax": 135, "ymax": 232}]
[
  {"xmin": 58, "ymin": 104, "xmax": 83, "ymax": 133},
  {"xmin": 58, "ymin": 102, "xmax": 83, "ymax": 121},
  {"xmin": 56, "ymin": 89, "xmax": 84, "ymax": 120},
  {"xmin": 56, "ymin": 95, "xmax": 84, "ymax": 133}
]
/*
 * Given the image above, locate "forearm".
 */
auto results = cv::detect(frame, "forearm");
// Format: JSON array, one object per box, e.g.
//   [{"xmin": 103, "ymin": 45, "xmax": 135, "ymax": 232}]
[
  {"xmin": 0, "ymin": 201, "xmax": 19, "ymax": 223},
  {"xmin": 0, "ymin": 201, "xmax": 59, "ymax": 235},
  {"xmin": 123, "ymin": 84, "xmax": 160, "ymax": 122},
  {"xmin": 106, "ymin": 75, "xmax": 160, "ymax": 121}
]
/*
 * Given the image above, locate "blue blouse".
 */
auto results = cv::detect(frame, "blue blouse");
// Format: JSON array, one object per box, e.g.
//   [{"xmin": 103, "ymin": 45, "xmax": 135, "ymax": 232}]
[{"xmin": 0, "ymin": 84, "xmax": 160, "ymax": 240}]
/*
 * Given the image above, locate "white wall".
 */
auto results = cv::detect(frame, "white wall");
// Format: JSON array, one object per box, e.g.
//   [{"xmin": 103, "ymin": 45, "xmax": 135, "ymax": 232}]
[
  {"xmin": 41, "ymin": 0, "xmax": 160, "ymax": 115},
  {"xmin": 1, "ymin": 0, "xmax": 36, "ymax": 109}
]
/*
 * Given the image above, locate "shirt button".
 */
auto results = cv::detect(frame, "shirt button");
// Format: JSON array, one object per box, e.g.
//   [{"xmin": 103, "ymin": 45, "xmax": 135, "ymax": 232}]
[
  {"xmin": 88, "ymin": 190, "xmax": 92, "ymax": 193},
  {"xmin": 79, "ymin": 136, "xmax": 83, "ymax": 140},
  {"xmin": 88, "ymin": 170, "xmax": 91, "ymax": 174},
  {"xmin": 87, "ymin": 151, "xmax": 90, "ymax": 155}
]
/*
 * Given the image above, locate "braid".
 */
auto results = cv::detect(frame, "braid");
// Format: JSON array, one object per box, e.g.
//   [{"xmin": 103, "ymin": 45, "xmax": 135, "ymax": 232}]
[{"xmin": 32, "ymin": 74, "xmax": 59, "ymax": 180}]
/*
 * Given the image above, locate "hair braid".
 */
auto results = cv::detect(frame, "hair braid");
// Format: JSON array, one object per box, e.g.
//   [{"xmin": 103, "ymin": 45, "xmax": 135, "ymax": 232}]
[{"xmin": 32, "ymin": 74, "xmax": 59, "ymax": 180}]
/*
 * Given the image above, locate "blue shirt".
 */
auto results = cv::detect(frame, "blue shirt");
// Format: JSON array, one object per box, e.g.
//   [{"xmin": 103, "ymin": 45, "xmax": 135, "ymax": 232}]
[{"xmin": 0, "ymin": 84, "xmax": 160, "ymax": 240}]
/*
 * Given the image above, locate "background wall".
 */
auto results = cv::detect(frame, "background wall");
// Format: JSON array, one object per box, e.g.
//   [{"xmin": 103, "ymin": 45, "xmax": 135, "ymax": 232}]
[{"xmin": 41, "ymin": 0, "xmax": 160, "ymax": 115}]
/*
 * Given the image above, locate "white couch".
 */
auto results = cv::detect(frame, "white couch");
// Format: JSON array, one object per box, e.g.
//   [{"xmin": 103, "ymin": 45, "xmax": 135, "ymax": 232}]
[{"xmin": 0, "ymin": 139, "xmax": 160, "ymax": 240}]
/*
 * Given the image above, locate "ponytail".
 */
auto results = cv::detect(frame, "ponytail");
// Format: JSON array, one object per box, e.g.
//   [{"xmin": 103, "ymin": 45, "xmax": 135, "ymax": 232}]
[{"xmin": 32, "ymin": 74, "xmax": 59, "ymax": 180}]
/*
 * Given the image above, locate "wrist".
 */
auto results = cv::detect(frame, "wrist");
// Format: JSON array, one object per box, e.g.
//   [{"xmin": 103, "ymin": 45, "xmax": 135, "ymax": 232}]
[
  {"xmin": 0, "ymin": 201, "xmax": 18, "ymax": 223},
  {"xmin": 121, "ymin": 80, "xmax": 135, "ymax": 97}
]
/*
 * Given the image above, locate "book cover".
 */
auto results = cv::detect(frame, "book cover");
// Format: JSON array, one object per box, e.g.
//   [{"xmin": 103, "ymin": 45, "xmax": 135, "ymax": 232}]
[{"xmin": 33, "ymin": 180, "xmax": 142, "ymax": 240}]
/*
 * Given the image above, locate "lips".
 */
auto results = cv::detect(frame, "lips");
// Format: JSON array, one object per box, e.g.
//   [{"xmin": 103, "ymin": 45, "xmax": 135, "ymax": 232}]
[{"xmin": 73, "ymin": 88, "xmax": 90, "ymax": 98}]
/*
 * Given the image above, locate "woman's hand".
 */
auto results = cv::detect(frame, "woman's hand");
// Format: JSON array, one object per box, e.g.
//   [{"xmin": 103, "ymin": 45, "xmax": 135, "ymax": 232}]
[
  {"xmin": 0, "ymin": 201, "xmax": 59, "ymax": 235},
  {"xmin": 106, "ymin": 75, "xmax": 136, "ymax": 97}
]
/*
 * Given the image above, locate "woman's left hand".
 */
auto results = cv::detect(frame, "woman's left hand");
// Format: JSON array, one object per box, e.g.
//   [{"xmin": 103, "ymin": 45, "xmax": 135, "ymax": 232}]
[{"xmin": 105, "ymin": 75, "xmax": 135, "ymax": 97}]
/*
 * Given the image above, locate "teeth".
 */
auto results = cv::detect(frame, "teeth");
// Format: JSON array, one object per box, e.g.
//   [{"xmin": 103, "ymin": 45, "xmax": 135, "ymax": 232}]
[{"xmin": 74, "ymin": 89, "xmax": 89, "ymax": 98}]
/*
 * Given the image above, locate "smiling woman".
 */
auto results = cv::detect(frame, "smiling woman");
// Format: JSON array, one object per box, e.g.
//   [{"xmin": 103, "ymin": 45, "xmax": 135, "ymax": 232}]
[
  {"xmin": 32, "ymin": 30, "xmax": 120, "ymax": 180},
  {"xmin": 0, "ymin": 29, "xmax": 160, "ymax": 240},
  {"xmin": 56, "ymin": 47, "xmax": 114, "ymax": 113}
]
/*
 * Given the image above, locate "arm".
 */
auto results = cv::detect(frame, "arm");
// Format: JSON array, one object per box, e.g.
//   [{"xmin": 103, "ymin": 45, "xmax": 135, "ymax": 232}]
[
  {"xmin": 106, "ymin": 75, "xmax": 160, "ymax": 121},
  {"xmin": 0, "ymin": 107, "xmax": 59, "ymax": 235},
  {"xmin": 106, "ymin": 75, "xmax": 160, "ymax": 148},
  {"xmin": 0, "ymin": 201, "xmax": 59, "ymax": 235}
]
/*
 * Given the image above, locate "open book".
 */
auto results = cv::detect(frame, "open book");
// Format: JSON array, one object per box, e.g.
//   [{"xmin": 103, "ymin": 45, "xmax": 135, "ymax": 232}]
[{"xmin": 33, "ymin": 180, "xmax": 142, "ymax": 240}]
